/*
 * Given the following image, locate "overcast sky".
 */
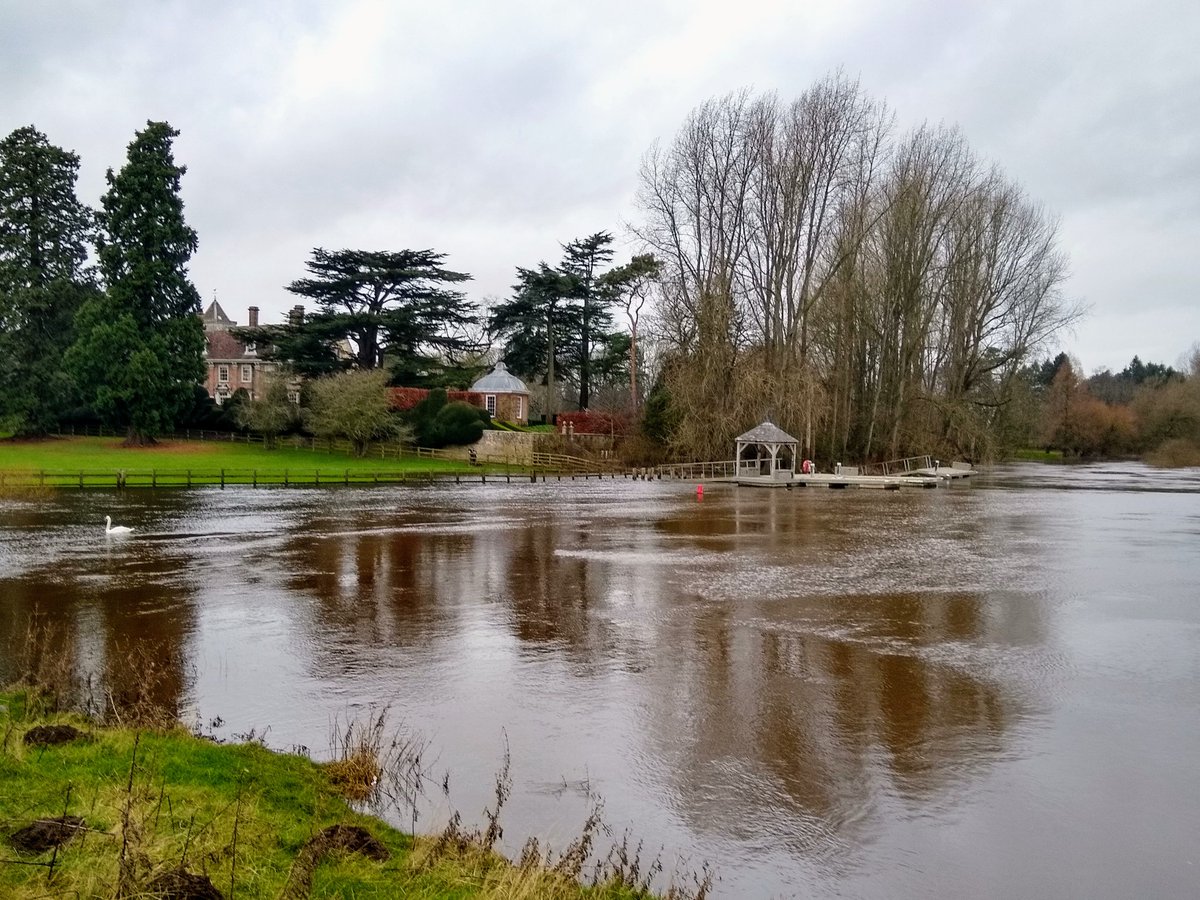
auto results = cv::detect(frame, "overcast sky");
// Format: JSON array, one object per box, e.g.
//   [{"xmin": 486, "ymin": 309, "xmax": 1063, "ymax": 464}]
[{"xmin": 3, "ymin": 0, "xmax": 1197, "ymax": 373}]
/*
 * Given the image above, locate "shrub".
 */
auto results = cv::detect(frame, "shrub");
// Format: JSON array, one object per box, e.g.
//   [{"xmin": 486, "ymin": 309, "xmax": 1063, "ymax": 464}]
[{"xmin": 424, "ymin": 401, "xmax": 488, "ymax": 448}]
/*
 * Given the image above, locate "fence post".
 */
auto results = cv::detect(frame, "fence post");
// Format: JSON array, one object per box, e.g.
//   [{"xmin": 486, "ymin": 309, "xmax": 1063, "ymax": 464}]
[
  {"xmin": 220, "ymin": 468, "xmax": 225, "ymax": 488},
  {"xmin": 187, "ymin": 470, "xmax": 191, "ymax": 487},
  {"xmin": 315, "ymin": 469, "xmax": 319, "ymax": 485},
  {"xmin": 253, "ymin": 469, "xmax": 257, "ymax": 487}
]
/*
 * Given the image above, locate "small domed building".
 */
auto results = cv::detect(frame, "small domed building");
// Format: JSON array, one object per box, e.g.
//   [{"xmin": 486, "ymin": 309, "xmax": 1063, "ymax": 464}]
[{"xmin": 470, "ymin": 362, "xmax": 531, "ymax": 425}]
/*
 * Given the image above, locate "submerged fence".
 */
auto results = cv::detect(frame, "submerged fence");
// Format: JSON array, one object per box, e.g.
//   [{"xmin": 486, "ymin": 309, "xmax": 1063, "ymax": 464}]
[
  {"xmin": 31, "ymin": 428, "xmax": 615, "ymax": 478},
  {"xmin": 0, "ymin": 468, "xmax": 648, "ymax": 490},
  {"xmin": 0, "ymin": 428, "xmax": 638, "ymax": 489}
]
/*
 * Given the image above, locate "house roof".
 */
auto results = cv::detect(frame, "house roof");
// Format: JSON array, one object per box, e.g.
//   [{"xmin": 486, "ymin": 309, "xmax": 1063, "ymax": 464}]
[
  {"xmin": 471, "ymin": 362, "xmax": 529, "ymax": 394},
  {"xmin": 206, "ymin": 329, "xmax": 251, "ymax": 360},
  {"xmin": 201, "ymin": 299, "xmax": 234, "ymax": 327},
  {"xmin": 735, "ymin": 420, "xmax": 798, "ymax": 444}
]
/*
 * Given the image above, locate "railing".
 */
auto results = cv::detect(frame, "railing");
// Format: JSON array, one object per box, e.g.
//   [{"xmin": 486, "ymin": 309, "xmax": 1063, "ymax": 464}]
[
  {"xmin": 876, "ymin": 454, "xmax": 934, "ymax": 476},
  {"xmin": 654, "ymin": 459, "xmax": 739, "ymax": 480}
]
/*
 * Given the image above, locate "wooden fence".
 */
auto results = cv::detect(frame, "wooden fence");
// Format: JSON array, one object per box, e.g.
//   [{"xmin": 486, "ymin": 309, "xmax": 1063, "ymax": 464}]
[
  {"xmin": 47, "ymin": 427, "xmax": 610, "ymax": 474},
  {"xmin": 0, "ymin": 468, "xmax": 649, "ymax": 490}
]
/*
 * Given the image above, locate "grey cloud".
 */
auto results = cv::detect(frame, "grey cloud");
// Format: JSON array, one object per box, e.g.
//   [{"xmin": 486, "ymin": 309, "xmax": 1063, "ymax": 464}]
[{"xmin": 1, "ymin": 0, "xmax": 1196, "ymax": 369}]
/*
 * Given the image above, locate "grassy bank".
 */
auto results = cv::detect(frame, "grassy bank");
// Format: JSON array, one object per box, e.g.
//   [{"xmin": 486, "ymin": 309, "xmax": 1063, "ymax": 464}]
[
  {"xmin": 0, "ymin": 436, "xmax": 488, "ymax": 488},
  {"xmin": 0, "ymin": 688, "xmax": 705, "ymax": 899}
]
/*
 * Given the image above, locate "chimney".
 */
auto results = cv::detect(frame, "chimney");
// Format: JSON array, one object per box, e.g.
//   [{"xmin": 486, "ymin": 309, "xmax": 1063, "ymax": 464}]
[
  {"xmin": 289, "ymin": 304, "xmax": 305, "ymax": 327},
  {"xmin": 248, "ymin": 306, "xmax": 259, "ymax": 327}
]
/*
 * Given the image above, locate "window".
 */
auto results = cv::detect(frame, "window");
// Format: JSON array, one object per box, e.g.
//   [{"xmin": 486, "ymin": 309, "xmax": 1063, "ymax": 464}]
[
  {"xmin": 245, "ymin": 342, "xmax": 257, "ymax": 356},
  {"xmin": 240, "ymin": 364, "xmax": 253, "ymax": 383},
  {"xmin": 516, "ymin": 396, "xmax": 523, "ymax": 420},
  {"xmin": 217, "ymin": 365, "xmax": 229, "ymax": 384},
  {"xmin": 485, "ymin": 394, "xmax": 496, "ymax": 416}
]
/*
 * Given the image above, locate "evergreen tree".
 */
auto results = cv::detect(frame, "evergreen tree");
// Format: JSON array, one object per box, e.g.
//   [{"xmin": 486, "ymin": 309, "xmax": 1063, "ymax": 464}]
[
  {"xmin": 278, "ymin": 248, "xmax": 476, "ymax": 385},
  {"xmin": 488, "ymin": 264, "xmax": 577, "ymax": 418},
  {"xmin": 490, "ymin": 233, "xmax": 644, "ymax": 413},
  {"xmin": 0, "ymin": 126, "xmax": 97, "ymax": 435},
  {"xmin": 561, "ymin": 232, "xmax": 615, "ymax": 408},
  {"xmin": 66, "ymin": 121, "xmax": 205, "ymax": 444}
]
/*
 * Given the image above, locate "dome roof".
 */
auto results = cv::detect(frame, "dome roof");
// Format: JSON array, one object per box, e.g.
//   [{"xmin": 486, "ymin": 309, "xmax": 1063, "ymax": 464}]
[{"xmin": 471, "ymin": 362, "xmax": 529, "ymax": 394}]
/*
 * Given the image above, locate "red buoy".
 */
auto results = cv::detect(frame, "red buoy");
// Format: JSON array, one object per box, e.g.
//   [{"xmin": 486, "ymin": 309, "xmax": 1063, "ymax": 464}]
[{"xmin": 697, "ymin": 484, "xmax": 704, "ymax": 500}]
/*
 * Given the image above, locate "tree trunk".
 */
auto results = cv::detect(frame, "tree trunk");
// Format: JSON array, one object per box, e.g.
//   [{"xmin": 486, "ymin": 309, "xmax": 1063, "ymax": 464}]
[
  {"xmin": 122, "ymin": 427, "xmax": 157, "ymax": 448},
  {"xmin": 629, "ymin": 324, "xmax": 639, "ymax": 411},
  {"xmin": 546, "ymin": 305, "xmax": 556, "ymax": 421}
]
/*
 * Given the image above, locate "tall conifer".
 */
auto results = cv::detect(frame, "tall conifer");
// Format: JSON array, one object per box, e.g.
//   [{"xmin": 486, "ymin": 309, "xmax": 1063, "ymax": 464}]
[
  {"xmin": 0, "ymin": 126, "xmax": 96, "ymax": 435},
  {"xmin": 67, "ymin": 121, "xmax": 205, "ymax": 444}
]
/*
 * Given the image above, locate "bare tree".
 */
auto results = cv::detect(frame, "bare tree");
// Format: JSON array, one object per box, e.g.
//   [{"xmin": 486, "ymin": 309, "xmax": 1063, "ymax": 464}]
[{"xmin": 634, "ymin": 76, "xmax": 1078, "ymax": 464}]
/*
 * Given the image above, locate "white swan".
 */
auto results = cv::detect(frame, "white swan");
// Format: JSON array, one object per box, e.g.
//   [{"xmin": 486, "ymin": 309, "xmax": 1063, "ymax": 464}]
[{"xmin": 104, "ymin": 515, "xmax": 133, "ymax": 535}]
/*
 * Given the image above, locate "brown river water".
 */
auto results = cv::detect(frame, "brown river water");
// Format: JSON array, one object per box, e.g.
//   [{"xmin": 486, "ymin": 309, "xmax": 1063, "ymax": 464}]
[{"xmin": 1, "ymin": 462, "xmax": 1198, "ymax": 898}]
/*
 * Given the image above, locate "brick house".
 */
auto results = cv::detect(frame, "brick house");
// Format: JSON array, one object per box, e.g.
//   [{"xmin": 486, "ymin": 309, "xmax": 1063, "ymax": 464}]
[
  {"xmin": 470, "ymin": 362, "xmax": 531, "ymax": 425},
  {"xmin": 386, "ymin": 363, "xmax": 531, "ymax": 426},
  {"xmin": 200, "ymin": 300, "xmax": 278, "ymax": 404}
]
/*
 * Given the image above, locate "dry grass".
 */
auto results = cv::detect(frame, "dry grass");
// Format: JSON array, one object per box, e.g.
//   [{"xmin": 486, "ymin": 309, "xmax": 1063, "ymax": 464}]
[
  {"xmin": 14, "ymin": 615, "xmax": 186, "ymax": 728},
  {"xmin": 0, "ymin": 482, "xmax": 54, "ymax": 499}
]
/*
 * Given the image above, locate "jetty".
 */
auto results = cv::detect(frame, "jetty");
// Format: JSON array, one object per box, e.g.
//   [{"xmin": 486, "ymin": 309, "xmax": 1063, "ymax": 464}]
[{"xmin": 653, "ymin": 421, "xmax": 975, "ymax": 490}]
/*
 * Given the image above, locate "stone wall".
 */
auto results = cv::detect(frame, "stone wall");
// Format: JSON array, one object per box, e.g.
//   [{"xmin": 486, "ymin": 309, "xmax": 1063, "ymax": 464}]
[{"xmin": 468, "ymin": 429, "xmax": 536, "ymax": 464}]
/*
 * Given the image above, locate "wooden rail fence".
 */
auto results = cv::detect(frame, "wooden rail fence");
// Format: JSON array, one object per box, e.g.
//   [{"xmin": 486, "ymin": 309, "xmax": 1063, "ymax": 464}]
[{"xmin": 0, "ymin": 468, "xmax": 656, "ymax": 490}]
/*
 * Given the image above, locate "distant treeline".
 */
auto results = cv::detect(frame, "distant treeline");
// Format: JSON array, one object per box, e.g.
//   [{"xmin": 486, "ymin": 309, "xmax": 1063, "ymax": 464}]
[
  {"xmin": 1031, "ymin": 352, "xmax": 1200, "ymax": 465},
  {"xmin": 3, "ymin": 74, "xmax": 1196, "ymax": 465}
]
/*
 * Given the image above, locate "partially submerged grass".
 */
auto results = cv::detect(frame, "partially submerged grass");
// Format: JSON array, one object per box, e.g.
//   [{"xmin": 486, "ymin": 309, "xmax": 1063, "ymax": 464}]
[
  {"xmin": 1145, "ymin": 438, "xmax": 1200, "ymax": 468},
  {"xmin": 2, "ymin": 625, "xmax": 714, "ymax": 899},
  {"xmin": 1011, "ymin": 448, "xmax": 1065, "ymax": 462}
]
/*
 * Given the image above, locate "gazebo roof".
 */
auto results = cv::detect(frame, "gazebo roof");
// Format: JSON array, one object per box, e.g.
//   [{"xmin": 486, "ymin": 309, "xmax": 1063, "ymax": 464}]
[
  {"xmin": 736, "ymin": 420, "xmax": 798, "ymax": 444},
  {"xmin": 471, "ymin": 361, "xmax": 529, "ymax": 394}
]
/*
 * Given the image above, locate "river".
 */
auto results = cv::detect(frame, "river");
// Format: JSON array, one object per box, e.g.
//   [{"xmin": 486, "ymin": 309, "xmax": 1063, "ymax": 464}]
[{"xmin": 1, "ymin": 462, "xmax": 1198, "ymax": 898}]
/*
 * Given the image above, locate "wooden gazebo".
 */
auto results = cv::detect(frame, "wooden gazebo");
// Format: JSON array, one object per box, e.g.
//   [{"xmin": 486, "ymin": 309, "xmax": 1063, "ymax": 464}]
[{"xmin": 736, "ymin": 421, "xmax": 799, "ymax": 478}]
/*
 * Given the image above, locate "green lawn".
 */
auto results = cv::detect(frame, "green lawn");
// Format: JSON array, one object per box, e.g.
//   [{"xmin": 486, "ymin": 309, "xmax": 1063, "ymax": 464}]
[{"xmin": 0, "ymin": 436, "xmax": 489, "ymax": 487}]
